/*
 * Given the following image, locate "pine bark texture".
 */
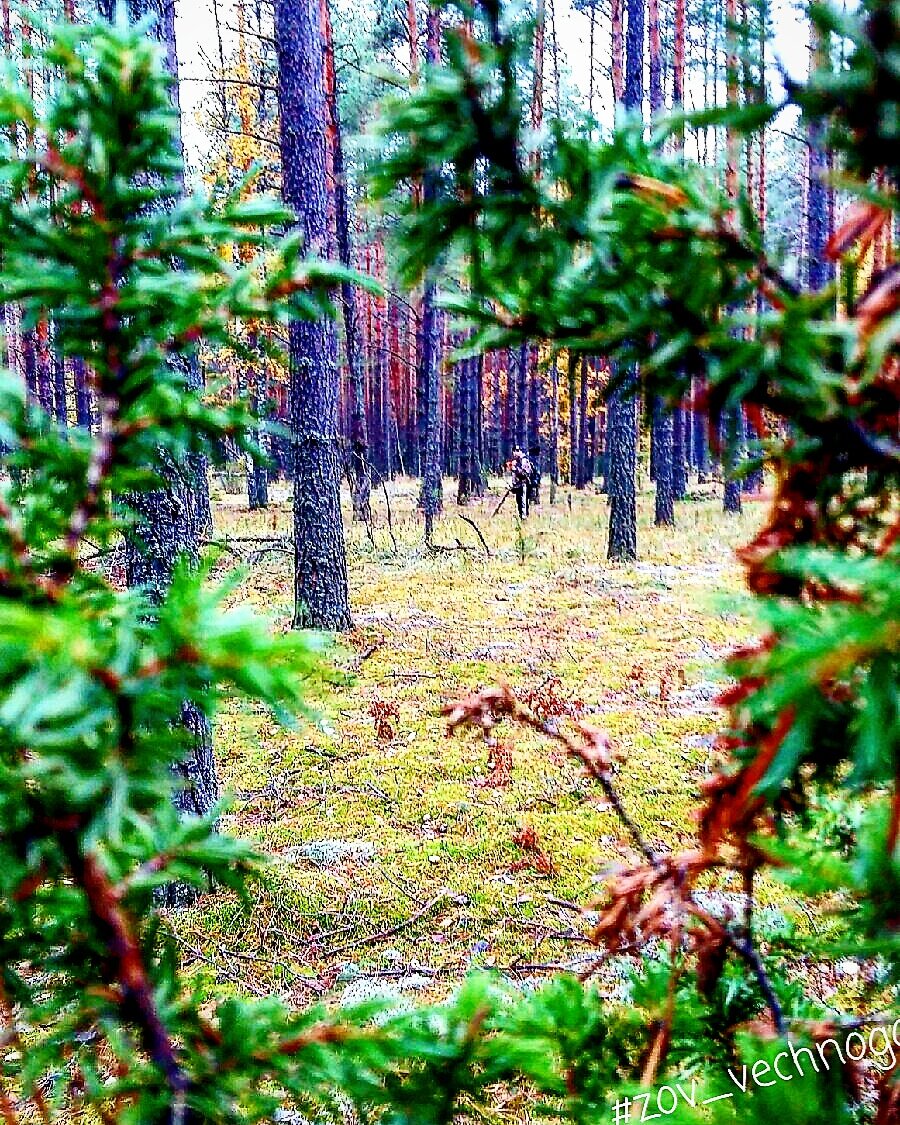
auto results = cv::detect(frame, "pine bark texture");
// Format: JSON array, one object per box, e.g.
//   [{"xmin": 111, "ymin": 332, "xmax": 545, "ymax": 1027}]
[
  {"xmin": 515, "ymin": 341, "xmax": 528, "ymax": 451},
  {"xmin": 548, "ymin": 359, "xmax": 559, "ymax": 502},
  {"xmin": 653, "ymin": 408, "xmax": 675, "ymax": 525},
  {"xmin": 121, "ymin": 0, "xmax": 219, "ymax": 866},
  {"xmin": 722, "ymin": 0, "xmax": 744, "ymax": 514},
  {"xmin": 489, "ymin": 353, "xmax": 502, "ymax": 473},
  {"xmin": 672, "ymin": 407, "xmax": 687, "ymax": 498},
  {"xmin": 606, "ymin": 0, "xmax": 642, "ymax": 560},
  {"xmin": 246, "ymin": 343, "xmax": 269, "ymax": 511},
  {"xmin": 806, "ymin": 23, "xmax": 833, "ymax": 293},
  {"xmin": 648, "ymin": 0, "xmax": 675, "ymax": 525},
  {"xmin": 527, "ymin": 344, "xmax": 542, "ymax": 503},
  {"xmin": 457, "ymin": 356, "xmax": 474, "ymax": 504},
  {"xmin": 73, "ymin": 357, "xmax": 91, "ymax": 429},
  {"xmin": 322, "ymin": 0, "xmax": 371, "ymax": 524},
  {"xmin": 417, "ymin": 8, "xmax": 444, "ymax": 538},
  {"xmin": 577, "ymin": 355, "xmax": 589, "ymax": 489},
  {"xmin": 418, "ymin": 281, "xmax": 442, "ymax": 534},
  {"xmin": 567, "ymin": 351, "xmax": 578, "ymax": 485},
  {"xmin": 671, "ymin": 0, "xmax": 688, "ymax": 504},
  {"xmin": 276, "ymin": 0, "xmax": 351, "ymax": 629}
]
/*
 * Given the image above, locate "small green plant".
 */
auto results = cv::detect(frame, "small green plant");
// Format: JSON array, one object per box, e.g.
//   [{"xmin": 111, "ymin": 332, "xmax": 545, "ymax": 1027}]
[{"xmin": 513, "ymin": 514, "xmax": 538, "ymax": 563}]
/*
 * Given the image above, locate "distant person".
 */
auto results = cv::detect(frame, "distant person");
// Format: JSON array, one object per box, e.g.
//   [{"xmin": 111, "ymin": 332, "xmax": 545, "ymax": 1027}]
[{"xmin": 509, "ymin": 447, "xmax": 533, "ymax": 519}]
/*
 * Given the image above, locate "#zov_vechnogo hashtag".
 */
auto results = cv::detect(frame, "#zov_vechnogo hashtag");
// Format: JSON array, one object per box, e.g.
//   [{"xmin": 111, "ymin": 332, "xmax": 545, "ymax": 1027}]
[
  {"xmin": 611, "ymin": 1079, "xmax": 728, "ymax": 1123},
  {"xmin": 609, "ymin": 1022, "xmax": 900, "ymax": 1121}
]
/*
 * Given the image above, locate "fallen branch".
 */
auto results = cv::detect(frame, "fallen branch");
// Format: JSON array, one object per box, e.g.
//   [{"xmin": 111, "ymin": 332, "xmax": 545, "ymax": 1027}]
[
  {"xmin": 324, "ymin": 892, "xmax": 451, "ymax": 959},
  {"xmin": 501, "ymin": 917, "xmax": 595, "ymax": 944},
  {"xmin": 349, "ymin": 642, "xmax": 381, "ymax": 672},
  {"xmin": 456, "ymin": 515, "xmax": 491, "ymax": 557},
  {"xmin": 424, "ymin": 529, "xmax": 479, "ymax": 555},
  {"xmin": 492, "ymin": 487, "xmax": 513, "ymax": 517},
  {"xmin": 176, "ymin": 934, "xmax": 325, "ymax": 996},
  {"xmin": 363, "ymin": 460, "xmax": 399, "ymax": 554},
  {"xmin": 204, "ymin": 535, "xmax": 293, "ymax": 545},
  {"xmin": 443, "ymin": 683, "xmax": 787, "ymax": 1036}
]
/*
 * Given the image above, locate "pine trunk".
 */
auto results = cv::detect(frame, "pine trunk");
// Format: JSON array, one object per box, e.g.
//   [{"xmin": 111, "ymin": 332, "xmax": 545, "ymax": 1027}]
[
  {"xmin": 122, "ymin": 0, "xmax": 218, "ymax": 875},
  {"xmin": 73, "ymin": 357, "xmax": 91, "ymax": 429},
  {"xmin": 672, "ymin": 0, "xmax": 689, "ymax": 503},
  {"xmin": 649, "ymin": 0, "xmax": 675, "ymax": 525},
  {"xmin": 654, "ymin": 408, "xmax": 675, "ymax": 525},
  {"xmin": 692, "ymin": 376, "xmax": 709, "ymax": 477},
  {"xmin": 607, "ymin": 0, "xmax": 642, "ymax": 559},
  {"xmin": 672, "ymin": 407, "xmax": 687, "ymax": 498},
  {"xmin": 611, "ymin": 0, "xmax": 624, "ymax": 103},
  {"xmin": 515, "ymin": 341, "xmax": 528, "ymax": 451},
  {"xmin": 457, "ymin": 356, "xmax": 473, "ymax": 504},
  {"xmin": 474, "ymin": 353, "xmax": 485, "ymax": 494},
  {"xmin": 276, "ymin": 0, "xmax": 351, "ymax": 629},
  {"xmin": 418, "ymin": 10, "xmax": 444, "ymax": 537},
  {"xmin": 321, "ymin": 0, "xmax": 370, "ymax": 522},
  {"xmin": 52, "ymin": 332, "xmax": 68, "ymax": 430},
  {"xmin": 527, "ymin": 344, "xmax": 542, "ymax": 503},
  {"xmin": 567, "ymin": 351, "xmax": 578, "ymax": 486},
  {"xmin": 606, "ymin": 363, "xmax": 637, "ymax": 558},
  {"xmin": 502, "ymin": 348, "xmax": 516, "ymax": 463},
  {"xmin": 418, "ymin": 278, "xmax": 442, "ymax": 534},
  {"xmin": 548, "ymin": 358, "xmax": 559, "ymax": 502},
  {"xmin": 246, "ymin": 340, "xmax": 269, "ymax": 511},
  {"xmin": 489, "ymin": 352, "xmax": 502, "ymax": 474},
  {"xmin": 577, "ymin": 355, "xmax": 589, "ymax": 489},
  {"xmin": 806, "ymin": 22, "xmax": 832, "ymax": 293},
  {"xmin": 722, "ymin": 0, "xmax": 744, "ymax": 514}
]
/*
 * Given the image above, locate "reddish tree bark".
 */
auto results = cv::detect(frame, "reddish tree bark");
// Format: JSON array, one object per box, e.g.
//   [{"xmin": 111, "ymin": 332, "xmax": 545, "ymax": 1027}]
[
  {"xmin": 577, "ymin": 355, "xmax": 590, "ymax": 489},
  {"xmin": 611, "ymin": 0, "xmax": 624, "ymax": 105},
  {"xmin": 320, "ymin": 0, "xmax": 371, "ymax": 521}
]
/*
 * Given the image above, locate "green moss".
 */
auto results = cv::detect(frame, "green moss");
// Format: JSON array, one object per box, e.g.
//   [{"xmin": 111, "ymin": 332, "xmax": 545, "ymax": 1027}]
[{"xmin": 175, "ymin": 481, "xmax": 798, "ymax": 996}]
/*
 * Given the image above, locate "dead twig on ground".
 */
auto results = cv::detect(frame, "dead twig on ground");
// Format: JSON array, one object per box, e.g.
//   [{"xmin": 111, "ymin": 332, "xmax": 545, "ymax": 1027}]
[
  {"xmin": 492, "ymin": 488, "xmax": 513, "ymax": 517},
  {"xmin": 365, "ymin": 461, "xmax": 399, "ymax": 554},
  {"xmin": 348, "ymin": 642, "xmax": 381, "ymax": 672},
  {"xmin": 500, "ymin": 917, "xmax": 594, "ymax": 944},
  {"xmin": 443, "ymin": 683, "xmax": 787, "ymax": 1036},
  {"xmin": 178, "ymin": 933, "xmax": 325, "ymax": 995},
  {"xmin": 202, "ymin": 535, "xmax": 294, "ymax": 565},
  {"xmin": 456, "ymin": 515, "xmax": 491, "ymax": 557},
  {"xmin": 324, "ymin": 892, "xmax": 452, "ymax": 959},
  {"xmin": 424, "ymin": 527, "xmax": 478, "ymax": 555}
]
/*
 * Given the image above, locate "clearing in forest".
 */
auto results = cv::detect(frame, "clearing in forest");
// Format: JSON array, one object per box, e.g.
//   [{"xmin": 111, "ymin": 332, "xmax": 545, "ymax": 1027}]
[{"xmin": 177, "ymin": 482, "xmax": 774, "ymax": 1005}]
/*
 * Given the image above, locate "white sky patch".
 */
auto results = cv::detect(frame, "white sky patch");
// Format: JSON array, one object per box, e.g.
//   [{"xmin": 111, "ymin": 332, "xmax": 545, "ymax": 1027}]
[{"xmin": 174, "ymin": 0, "xmax": 813, "ymax": 175}]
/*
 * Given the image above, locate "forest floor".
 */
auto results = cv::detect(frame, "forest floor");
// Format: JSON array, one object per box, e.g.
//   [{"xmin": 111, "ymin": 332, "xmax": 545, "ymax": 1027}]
[{"xmin": 174, "ymin": 476, "xmax": 790, "ymax": 1010}]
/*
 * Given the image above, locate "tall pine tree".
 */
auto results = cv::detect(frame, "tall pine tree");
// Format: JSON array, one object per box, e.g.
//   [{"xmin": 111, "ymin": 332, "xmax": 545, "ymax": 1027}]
[
  {"xmin": 649, "ymin": 0, "xmax": 675, "ymax": 526},
  {"xmin": 116, "ymin": 0, "xmax": 219, "ymax": 862},
  {"xmin": 276, "ymin": 0, "xmax": 352, "ymax": 628},
  {"xmin": 607, "ymin": 0, "xmax": 642, "ymax": 558},
  {"xmin": 418, "ymin": 6, "xmax": 444, "ymax": 539},
  {"xmin": 321, "ymin": 0, "xmax": 372, "ymax": 524}
]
